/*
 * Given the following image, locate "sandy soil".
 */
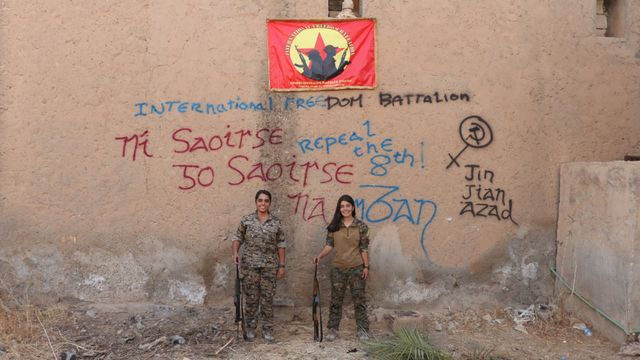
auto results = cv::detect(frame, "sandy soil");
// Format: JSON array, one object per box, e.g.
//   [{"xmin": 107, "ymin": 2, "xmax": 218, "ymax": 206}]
[{"xmin": 0, "ymin": 294, "xmax": 631, "ymax": 360}]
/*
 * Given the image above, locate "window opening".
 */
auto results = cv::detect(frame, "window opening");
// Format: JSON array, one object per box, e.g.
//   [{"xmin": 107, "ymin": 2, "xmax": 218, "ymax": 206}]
[
  {"xmin": 596, "ymin": 0, "xmax": 625, "ymax": 37},
  {"xmin": 329, "ymin": 0, "xmax": 361, "ymax": 18}
]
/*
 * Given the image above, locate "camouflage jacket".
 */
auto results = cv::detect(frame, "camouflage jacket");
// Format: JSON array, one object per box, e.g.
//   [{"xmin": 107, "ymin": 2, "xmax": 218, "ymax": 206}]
[{"xmin": 232, "ymin": 212, "xmax": 286, "ymax": 268}]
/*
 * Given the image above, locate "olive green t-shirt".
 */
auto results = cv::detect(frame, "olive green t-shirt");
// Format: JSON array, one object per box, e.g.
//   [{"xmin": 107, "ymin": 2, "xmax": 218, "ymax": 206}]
[{"xmin": 326, "ymin": 218, "xmax": 369, "ymax": 269}]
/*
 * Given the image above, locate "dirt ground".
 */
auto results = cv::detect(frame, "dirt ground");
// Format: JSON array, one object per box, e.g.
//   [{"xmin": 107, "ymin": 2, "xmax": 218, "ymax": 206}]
[{"xmin": 0, "ymin": 291, "xmax": 632, "ymax": 360}]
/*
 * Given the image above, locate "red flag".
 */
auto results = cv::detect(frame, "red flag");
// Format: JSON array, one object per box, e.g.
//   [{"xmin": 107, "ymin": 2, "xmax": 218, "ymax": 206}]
[{"xmin": 268, "ymin": 19, "xmax": 376, "ymax": 91}]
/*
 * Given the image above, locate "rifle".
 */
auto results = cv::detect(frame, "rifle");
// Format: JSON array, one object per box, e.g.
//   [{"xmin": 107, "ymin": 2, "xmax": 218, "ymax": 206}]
[
  {"xmin": 234, "ymin": 264, "xmax": 247, "ymax": 340},
  {"xmin": 312, "ymin": 262, "xmax": 323, "ymax": 342},
  {"xmin": 295, "ymin": 45, "xmax": 311, "ymax": 76}
]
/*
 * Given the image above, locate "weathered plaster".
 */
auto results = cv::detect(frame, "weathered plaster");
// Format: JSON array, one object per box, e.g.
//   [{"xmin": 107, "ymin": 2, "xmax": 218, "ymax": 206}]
[{"xmin": 0, "ymin": 0, "xmax": 639, "ymax": 305}]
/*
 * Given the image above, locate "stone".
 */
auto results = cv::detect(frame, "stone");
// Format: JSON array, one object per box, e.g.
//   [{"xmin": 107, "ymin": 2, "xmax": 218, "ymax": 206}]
[
  {"xmin": 59, "ymin": 351, "xmax": 77, "ymax": 360},
  {"xmin": 391, "ymin": 310, "xmax": 426, "ymax": 332},
  {"xmin": 434, "ymin": 321, "xmax": 443, "ymax": 332},
  {"xmin": 131, "ymin": 314, "xmax": 145, "ymax": 330},
  {"xmin": 119, "ymin": 330, "xmax": 136, "ymax": 344},
  {"xmin": 170, "ymin": 335, "xmax": 186, "ymax": 345},
  {"xmin": 371, "ymin": 307, "xmax": 393, "ymax": 323},
  {"xmin": 514, "ymin": 324, "xmax": 528, "ymax": 334}
]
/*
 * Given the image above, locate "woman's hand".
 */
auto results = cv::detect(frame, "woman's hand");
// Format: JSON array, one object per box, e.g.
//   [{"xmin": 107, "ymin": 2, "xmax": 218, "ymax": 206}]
[
  {"xmin": 314, "ymin": 245, "xmax": 333, "ymax": 265},
  {"xmin": 362, "ymin": 267, "xmax": 369, "ymax": 280},
  {"xmin": 277, "ymin": 267, "xmax": 285, "ymax": 279}
]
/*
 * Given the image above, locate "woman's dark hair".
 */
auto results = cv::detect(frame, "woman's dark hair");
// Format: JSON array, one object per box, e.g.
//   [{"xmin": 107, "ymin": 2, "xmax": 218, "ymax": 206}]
[
  {"xmin": 255, "ymin": 189, "xmax": 272, "ymax": 202},
  {"xmin": 327, "ymin": 194, "xmax": 356, "ymax": 232}
]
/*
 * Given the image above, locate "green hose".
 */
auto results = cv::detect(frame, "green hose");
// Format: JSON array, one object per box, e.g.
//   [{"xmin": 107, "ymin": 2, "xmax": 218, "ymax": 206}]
[{"xmin": 550, "ymin": 266, "xmax": 640, "ymax": 336}]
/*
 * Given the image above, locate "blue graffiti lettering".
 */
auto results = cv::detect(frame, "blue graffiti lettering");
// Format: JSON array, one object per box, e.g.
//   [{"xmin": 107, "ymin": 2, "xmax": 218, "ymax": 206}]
[
  {"xmin": 363, "ymin": 119, "xmax": 377, "ymax": 137},
  {"xmin": 133, "ymin": 97, "xmax": 274, "ymax": 118},
  {"xmin": 370, "ymin": 155, "xmax": 391, "ymax": 176},
  {"xmin": 296, "ymin": 122, "xmax": 372, "ymax": 155},
  {"xmin": 296, "ymin": 120, "xmax": 421, "ymax": 175},
  {"xmin": 356, "ymin": 185, "xmax": 437, "ymax": 259}
]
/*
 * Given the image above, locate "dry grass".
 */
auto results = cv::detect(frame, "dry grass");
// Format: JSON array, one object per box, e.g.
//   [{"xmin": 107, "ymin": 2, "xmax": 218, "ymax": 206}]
[
  {"xmin": 1, "ymin": 303, "xmax": 44, "ymax": 342},
  {"xmin": 0, "ymin": 277, "xmax": 70, "ymax": 359},
  {"xmin": 0, "ymin": 278, "xmax": 626, "ymax": 360},
  {"xmin": 465, "ymin": 345, "xmax": 512, "ymax": 360}
]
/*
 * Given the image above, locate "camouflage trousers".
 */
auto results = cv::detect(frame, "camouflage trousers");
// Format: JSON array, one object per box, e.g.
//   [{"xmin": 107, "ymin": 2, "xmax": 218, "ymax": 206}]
[
  {"xmin": 327, "ymin": 265, "xmax": 369, "ymax": 332},
  {"xmin": 242, "ymin": 266, "xmax": 277, "ymax": 331}
]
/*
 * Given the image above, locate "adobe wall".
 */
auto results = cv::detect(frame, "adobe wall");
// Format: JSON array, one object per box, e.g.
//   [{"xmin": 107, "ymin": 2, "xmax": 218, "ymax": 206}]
[{"xmin": 1, "ymin": 1, "xmax": 639, "ymax": 306}]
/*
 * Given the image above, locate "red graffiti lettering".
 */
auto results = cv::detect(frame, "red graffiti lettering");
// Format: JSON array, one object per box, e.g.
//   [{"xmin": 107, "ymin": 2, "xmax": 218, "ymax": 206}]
[
  {"xmin": 115, "ymin": 130, "xmax": 154, "ymax": 161},
  {"xmin": 287, "ymin": 192, "xmax": 328, "ymax": 224},
  {"xmin": 307, "ymin": 197, "xmax": 327, "ymax": 222},
  {"xmin": 226, "ymin": 155, "xmax": 353, "ymax": 187},
  {"xmin": 253, "ymin": 128, "xmax": 268, "ymax": 149},
  {"xmin": 266, "ymin": 163, "xmax": 283, "ymax": 180},
  {"xmin": 172, "ymin": 126, "xmax": 283, "ymax": 153},
  {"xmin": 320, "ymin": 163, "xmax": 353, "ymax": 184},
  {"xmin": 173, "ymin": 164, "xmax": 215, "ymax": 190}
]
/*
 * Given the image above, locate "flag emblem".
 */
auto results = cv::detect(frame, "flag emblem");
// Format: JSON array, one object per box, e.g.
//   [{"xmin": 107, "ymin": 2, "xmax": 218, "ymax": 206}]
[
  {"xmin": 287, "ymin": 26, "xmax": 354, "ymax": 81},
  {"xmin": 268, "ymin": 19, "xmax": 376, "ymax": 91}
]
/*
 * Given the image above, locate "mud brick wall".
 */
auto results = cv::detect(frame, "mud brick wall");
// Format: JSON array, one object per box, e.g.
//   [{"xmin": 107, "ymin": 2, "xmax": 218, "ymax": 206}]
[{"xmin": 1, "ymin": 1, "xmax": 639, "ymax": 306}]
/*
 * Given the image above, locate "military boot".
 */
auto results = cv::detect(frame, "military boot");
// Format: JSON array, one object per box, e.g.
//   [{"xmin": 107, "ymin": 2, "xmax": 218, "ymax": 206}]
[
  {"xmin": 245, "ymin": 330, "xmax": 256, "ymax": 342},
  {"xmin": 263, "ymin": 330, "xmax": 274, "ymax": 344}
]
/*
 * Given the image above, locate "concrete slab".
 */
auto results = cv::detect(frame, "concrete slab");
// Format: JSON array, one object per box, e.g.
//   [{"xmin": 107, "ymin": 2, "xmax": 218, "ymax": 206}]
[{"xmin": 555, "ymin": 161, "xmax": 640, "ymax": 344}]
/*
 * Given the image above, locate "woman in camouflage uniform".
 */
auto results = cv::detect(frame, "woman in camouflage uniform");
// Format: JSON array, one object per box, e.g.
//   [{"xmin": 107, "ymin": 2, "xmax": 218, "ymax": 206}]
[
  {"xmin": 313, "ymin": 194, "xmax": 370, "ymax": 341},
  {"xmin": 232, "ymin": 190, "xmax": 286, "ymax": 343}
]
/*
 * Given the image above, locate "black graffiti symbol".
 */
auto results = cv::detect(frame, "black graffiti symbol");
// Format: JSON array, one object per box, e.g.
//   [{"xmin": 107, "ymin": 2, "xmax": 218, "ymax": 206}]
[{"xmin": 446, "ymin": 115, "xmax": 493, "ymax": 169}]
